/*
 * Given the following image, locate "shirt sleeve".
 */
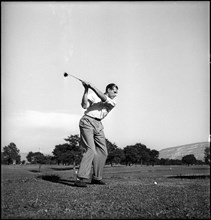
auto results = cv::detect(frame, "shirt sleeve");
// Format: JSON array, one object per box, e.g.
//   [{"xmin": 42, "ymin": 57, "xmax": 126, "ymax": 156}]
[{"xmin": 87, "ymin": 93, "xmax": 95, "ymax": 104}]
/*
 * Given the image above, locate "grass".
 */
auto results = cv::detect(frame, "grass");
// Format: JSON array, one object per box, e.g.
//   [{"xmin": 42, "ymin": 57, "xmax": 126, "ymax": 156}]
[{"xmin": 1, "ymin": 164, "xmax": 210, "ymax": 219}]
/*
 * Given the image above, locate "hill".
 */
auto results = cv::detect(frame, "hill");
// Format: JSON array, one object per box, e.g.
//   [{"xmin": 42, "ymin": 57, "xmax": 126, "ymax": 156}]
[{"xmin": 159, "ymin": 142, "xmax": 210, "ymax": 161}]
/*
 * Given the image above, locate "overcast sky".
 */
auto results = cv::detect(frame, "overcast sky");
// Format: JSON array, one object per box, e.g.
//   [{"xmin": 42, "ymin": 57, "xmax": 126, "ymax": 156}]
[{"xmin": 1, "ymin": 1, "xmax": 210, "ymax": 155}]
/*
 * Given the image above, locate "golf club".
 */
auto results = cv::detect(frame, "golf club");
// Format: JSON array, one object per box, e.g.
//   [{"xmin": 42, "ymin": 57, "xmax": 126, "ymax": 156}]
[{"xmin": 64, "ymin": 72, "xmax": 83, "ymax": 82}]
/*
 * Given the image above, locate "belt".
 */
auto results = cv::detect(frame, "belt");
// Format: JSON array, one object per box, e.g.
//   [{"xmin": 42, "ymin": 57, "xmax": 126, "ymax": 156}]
[{"xmin": 85, "ymin": 114, "xmax": 101, "ymax": 121}]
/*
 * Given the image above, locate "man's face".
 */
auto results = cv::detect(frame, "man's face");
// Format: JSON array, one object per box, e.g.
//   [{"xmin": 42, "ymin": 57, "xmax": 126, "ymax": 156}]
[{"xmin": 107, "ymin": 87, "xmax": 118, "ymax": 99}]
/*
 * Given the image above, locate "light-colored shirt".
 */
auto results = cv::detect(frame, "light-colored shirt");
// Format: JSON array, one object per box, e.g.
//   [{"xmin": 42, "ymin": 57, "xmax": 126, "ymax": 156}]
[{"xmin": 84, "ymin": 92, "xmax": 116, "ymax": 120}]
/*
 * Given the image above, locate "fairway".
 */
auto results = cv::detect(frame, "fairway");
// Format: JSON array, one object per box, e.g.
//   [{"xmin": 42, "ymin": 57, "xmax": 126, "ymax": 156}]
[{"xmin": 1, "ymin": 164, "xmax": 210, "ymax": 219}]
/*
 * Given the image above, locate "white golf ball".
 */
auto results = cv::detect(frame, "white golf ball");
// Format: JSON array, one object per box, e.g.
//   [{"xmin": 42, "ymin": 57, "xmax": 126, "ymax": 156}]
[{"xmin": 154, "ymin": 181, "xmax": 157, "ymax": 184}]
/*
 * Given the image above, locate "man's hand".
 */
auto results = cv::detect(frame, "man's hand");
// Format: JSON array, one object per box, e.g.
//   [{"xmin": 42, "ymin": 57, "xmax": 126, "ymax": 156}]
[
  {"xmin": 82, "ymin": 81, "xmax": 90, "ymax": 90},
  {"xmin": 82, "ymin": 80, "xmax": 107, "ymax": 102},
  {"xmin": 82, "ymin": 80, "xmax": 92, "ymax": 88}
]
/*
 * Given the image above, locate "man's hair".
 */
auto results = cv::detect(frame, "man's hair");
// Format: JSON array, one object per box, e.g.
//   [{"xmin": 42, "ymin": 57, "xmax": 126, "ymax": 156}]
[{"xmin": 105, "ymin": 83, "xmax": 118, "ymax": 93}]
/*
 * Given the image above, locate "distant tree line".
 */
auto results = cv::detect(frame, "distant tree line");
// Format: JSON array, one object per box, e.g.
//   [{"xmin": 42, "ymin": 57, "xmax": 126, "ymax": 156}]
[{"xmin": 2, "ymin": 136, "xmax": 210, "ymax": 168}]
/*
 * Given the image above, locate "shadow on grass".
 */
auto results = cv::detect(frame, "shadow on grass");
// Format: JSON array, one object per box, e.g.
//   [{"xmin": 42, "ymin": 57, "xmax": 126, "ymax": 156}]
[
  {"xmin": 50, "ymin": 167, "xmax": 77, "ymax": 171},
  {"xmin": 29, "ymin": 170, "xmax": 41, "ymax": 173},
  {"xmin": 168, "ymin": 175, "xmax": 210, "ymax": 179},
  {"xmin": 37, "ymin": 174, "xmax": 77, "ymax": 187}
]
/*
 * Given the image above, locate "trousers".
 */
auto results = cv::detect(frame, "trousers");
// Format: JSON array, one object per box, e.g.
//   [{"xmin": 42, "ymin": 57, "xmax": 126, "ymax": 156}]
[{"xmin": 77, "ymin": 115, "xmax": 108, "ymax": 180}]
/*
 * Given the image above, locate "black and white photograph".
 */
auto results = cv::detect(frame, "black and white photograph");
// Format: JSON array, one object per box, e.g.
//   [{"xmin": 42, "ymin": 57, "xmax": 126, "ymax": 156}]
[{"xmin": 1, "ymin": 1, "xmax": 210, "ymax": 219}]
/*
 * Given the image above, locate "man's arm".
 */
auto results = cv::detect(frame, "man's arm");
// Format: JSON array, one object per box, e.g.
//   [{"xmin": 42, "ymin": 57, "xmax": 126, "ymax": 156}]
[
  {"xmin": 82, "ymin": 81, "xmax": 107, "ymax": 102},
  {"xmin": 81, "ymin": 83, "xmax": 90, "ymax": 109}
]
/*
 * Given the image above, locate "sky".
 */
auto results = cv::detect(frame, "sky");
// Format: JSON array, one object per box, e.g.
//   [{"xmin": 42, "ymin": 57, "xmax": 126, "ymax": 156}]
[{"xmin": 1, "ymin": 1, "xmax": 210, "ymax": 155}]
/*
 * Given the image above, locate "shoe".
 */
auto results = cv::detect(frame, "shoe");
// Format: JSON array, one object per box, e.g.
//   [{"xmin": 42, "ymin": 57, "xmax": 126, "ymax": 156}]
[
  {"xmin": 74, "ymin": 179, "xmax": 87, "ymax": 187},
  {"xmin": 91, "ymin": 179, "xmax": 106, "ymax": 185}
]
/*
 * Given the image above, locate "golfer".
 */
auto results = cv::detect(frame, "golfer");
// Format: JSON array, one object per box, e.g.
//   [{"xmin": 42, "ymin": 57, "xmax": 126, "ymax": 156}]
[{"xmin": 75, "ymin": 80, "xmax": 118, "ymax": 187}]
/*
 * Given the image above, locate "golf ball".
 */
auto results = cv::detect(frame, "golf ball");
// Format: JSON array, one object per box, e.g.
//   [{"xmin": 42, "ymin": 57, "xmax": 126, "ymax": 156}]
[{"xmin": 154, "ymin": 181, "xmax": 157, "ymax": 184}]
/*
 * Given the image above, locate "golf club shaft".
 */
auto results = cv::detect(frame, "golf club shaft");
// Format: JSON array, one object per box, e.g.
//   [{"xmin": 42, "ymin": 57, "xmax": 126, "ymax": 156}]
[{"xmin": 67, "ymin": 73, "xmax": 83, "ymax": 82}]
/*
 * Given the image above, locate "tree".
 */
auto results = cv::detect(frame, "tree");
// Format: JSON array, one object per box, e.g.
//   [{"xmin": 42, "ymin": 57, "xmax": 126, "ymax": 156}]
[
  {"xmin": 204, "ymin": 146, "xmax": 210, "ymax": 165},
  {"xmin": 140, "ymin": 149, "xmax": 150, "ymax": 165},
  {"xmin": 52, "ymin": 134, "xmax": 82, "ymax": 167},
  {"xmin": 26, "ymin": 151, "xmax": 46, "ymax": 172},
  {"xmin": 158, "ymin": 158, "xmax": 183, "ymax": 165},
  {"xmin": 33, "ymin": 152, "xmax": 46, "ymax": 172},
  {"xmin": 45, "ymin": 155, "xmax": 57, "ymax": 165},
  {"xmin": 124, "ymin": 145, "xmax": 140, "ymax": 166},
  {"xmin": 21, "ymin": 160, "xmax": 26, "ymax": 165},
  {"xmin": 182, "ymin": 154, "xmax": 197, "ymax": 165},
  {"xmin": 133, "ymin": 143, "xmax": 156, "ymax": 165},
  {"xmin": 149, "ymin": 149, "xmax": 159, "ymax": 166},
  {"xmin": 112, "ymin": 148, "xmax": 125, "ymax": 165},
  {"xmin": 123, "ymin": 143, "xmax": 153, "ymax": 166},
  {"xmin": 53, "ymin": 144, "xmax": 71, "ymax": 165},
  {"xmin": 106, "ymin": 139, "xmax": 125, "ymax": 166},
  {"xmin": 2, "ymin": 143, "xmax": 21, "ymax": 165},
  {"xmin": 26, "ymin": 151, "xmax": 34, "ymax": 163}
]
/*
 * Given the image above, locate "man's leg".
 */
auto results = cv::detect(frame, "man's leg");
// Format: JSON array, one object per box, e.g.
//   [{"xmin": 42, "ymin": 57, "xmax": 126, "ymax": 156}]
[
  {"xmin": 77, "ymin": 122, "xmax": 95, "ymax": 180},
  {"xmin": 92, "ymin": 130, "xmax": 108, "ymax": 181}
]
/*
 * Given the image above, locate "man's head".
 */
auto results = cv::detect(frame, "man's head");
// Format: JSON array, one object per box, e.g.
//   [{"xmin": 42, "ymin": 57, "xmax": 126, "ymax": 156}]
[{"xmin": 105, "ymin": 83, "xmax": 118, "ymax": 99}]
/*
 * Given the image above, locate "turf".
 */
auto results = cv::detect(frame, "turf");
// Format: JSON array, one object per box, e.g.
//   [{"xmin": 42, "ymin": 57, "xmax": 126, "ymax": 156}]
[{"xmin": 1, "ymin": 164, "xmax": 210, "ymax": 219}]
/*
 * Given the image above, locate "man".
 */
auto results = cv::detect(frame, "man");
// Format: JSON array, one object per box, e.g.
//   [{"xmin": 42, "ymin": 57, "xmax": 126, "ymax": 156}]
[{"xmin": 75, "ymin": 80, "xmax": 118, "ymax": 187}]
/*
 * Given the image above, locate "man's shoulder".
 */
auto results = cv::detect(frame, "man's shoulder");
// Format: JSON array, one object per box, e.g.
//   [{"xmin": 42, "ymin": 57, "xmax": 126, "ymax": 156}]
[{"xmin": 105, "ymin": 96, "xmax": 116, "ymax": 107}]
